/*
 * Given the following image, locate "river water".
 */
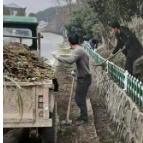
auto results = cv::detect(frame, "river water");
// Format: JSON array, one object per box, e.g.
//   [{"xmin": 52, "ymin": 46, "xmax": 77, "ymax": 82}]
[{"xmin": 40, "ymin": 33, "xmax": 63, "ymax": 65}]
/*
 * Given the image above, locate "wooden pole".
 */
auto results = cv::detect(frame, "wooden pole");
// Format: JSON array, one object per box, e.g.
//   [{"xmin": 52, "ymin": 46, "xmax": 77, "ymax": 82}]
[{"xmin": 66, "ymin": 77, "xmax": 75, "ymax": 121}]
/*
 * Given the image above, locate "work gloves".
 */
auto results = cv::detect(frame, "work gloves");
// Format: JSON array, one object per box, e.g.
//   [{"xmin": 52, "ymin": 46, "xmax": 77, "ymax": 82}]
[
  {"xmin": 109, "ymin": 46, "xmax": 126, "ymax": 59},
  {"xmin": 51, "ymin": 52, "xmax": 59, "ymax": 59},
  {"xmin": 109, "ymin": 53, "xmax": 114, "ymax": 59},
  {"xmin": 53, "ymin": 54, "xmax": 59, "ymax": 59},
  {"xmin": 71, "ymin": 70, "xmax": 76, "ymax": 77}
]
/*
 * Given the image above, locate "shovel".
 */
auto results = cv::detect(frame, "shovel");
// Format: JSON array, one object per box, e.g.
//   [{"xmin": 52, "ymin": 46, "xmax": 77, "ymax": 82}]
[
  {"xmin": 60, "ymin": 76, "xmax": 75, "ymax": 126},
  {"xmin": 95, "ymin": 48, "xmax": 124, "ymax": 66}
]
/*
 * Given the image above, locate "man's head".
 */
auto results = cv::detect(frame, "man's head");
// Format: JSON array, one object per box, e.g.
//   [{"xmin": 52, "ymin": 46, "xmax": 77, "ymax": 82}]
[
  {"xmin": 111, "ymin": 22, "xmax": 120, "ymax": 34},
  {"xmin": 93, "ymin": 37, "xmax": 102, "ymax": 43},
  {"xmin": 68, "ymin": 33, "xmax": 80, "ymax": 49}
]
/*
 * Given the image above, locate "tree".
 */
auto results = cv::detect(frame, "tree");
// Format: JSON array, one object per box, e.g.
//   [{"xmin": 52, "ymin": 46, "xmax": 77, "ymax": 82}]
[
  {"xmin": 65, "ymin": 8, "xmax": 101, "ymax": 42},
  {"xmin": 48, "ymin": 0, "xmax": 74, "ymax": 14},
  {"xmin": 28, "ymin": 13, "xmax": 36, "ymax": 17},
  {"xmin": 86, "ymin": 0, "xmax": 143, "ymax": 48},
  {"xmin": 86, "ymin": 0, "xmax": 143, "ymax": 27}
]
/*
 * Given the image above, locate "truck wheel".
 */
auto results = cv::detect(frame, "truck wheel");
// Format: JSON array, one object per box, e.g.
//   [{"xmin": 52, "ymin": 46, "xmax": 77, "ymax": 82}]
[{"xmin": 42, "ymin": 102, "xmax": 57, "ymax": 143}]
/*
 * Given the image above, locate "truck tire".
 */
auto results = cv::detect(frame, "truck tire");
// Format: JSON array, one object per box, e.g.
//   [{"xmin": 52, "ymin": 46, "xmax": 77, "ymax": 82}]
[{"xmin": 42, "ymin": 102, "xmax": 57, "ymax": 143}]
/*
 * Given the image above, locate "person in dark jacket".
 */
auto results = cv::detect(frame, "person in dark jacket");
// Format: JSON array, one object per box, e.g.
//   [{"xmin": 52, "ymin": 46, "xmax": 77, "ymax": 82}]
[
  {"xmin": 89, "ymin": 38, "xmax": 101, "ymax": 50},
  {"xmin": 109, "ymin": 22, "xmax": 143, "ymax": 75}
]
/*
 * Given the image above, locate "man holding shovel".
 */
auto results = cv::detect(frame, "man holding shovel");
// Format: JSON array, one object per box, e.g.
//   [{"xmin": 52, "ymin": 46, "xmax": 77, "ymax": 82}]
[
  {"xmin": 109, "ymin": 22, "xmax": 143, "ymax": 75},
  {"xmin": 52, "ymin": 33, "xmax": 91, "ymax": 124}
]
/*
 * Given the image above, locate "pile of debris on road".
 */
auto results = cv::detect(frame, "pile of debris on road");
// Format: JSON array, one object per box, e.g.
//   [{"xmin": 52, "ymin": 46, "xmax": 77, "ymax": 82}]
[{"xmin": 3, "ymin": 42, "xmax": 55, "ymax": 82}]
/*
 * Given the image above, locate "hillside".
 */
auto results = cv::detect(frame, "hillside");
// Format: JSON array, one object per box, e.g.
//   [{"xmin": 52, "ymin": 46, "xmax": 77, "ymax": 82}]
[
  {"xmin": 41, "ymin": 8, "xmax": 70, "ymax": 34},
  {"xmin": 36, "ymin": 7, "xmax": 57, "ymax": 22},
  {"xmin": 36, "ymin": 6, "xmax": 71, "ymax": 35}
]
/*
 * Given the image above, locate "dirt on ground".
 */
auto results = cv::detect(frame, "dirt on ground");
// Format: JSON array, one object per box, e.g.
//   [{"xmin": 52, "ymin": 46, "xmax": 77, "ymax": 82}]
[{"xmin": 89, "ymin": 82, "xmax": 123, "ymax": 143}]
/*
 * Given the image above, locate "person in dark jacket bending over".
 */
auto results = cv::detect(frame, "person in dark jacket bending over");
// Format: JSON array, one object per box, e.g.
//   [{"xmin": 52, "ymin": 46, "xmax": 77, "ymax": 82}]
[
  {"xmin": 109, "ymin": 22, "xmax": 143, "ymax": 75},
  {"xmin": 52, "ymin": 33, "xmax": 91, "ymax": 124},
  {"xmin": 89, "ymin": 37, "xmax": 101, "ymax": 50}
]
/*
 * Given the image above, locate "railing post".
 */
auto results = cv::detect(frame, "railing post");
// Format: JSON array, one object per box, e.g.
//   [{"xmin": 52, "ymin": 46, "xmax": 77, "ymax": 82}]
[
  {"xmin": 106, "ymin": 60, "xmax": 109, "ymax": 73},
  {"xmin": 135, "ymin": 79, "xmax": 138, "ymax": 103},
  {"xmin": 20, "ymin": 38, "xmax": 22, "ymax": 44},
  {"xmin": 124, "ymin": 70, "xmax": 128, "ymax": 91}
]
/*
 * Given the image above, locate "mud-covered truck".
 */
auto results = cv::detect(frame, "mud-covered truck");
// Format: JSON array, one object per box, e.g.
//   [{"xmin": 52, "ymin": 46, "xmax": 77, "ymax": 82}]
[{"xmin": 3, "ymin": 15, "xmax": 58, "ymax": 143}]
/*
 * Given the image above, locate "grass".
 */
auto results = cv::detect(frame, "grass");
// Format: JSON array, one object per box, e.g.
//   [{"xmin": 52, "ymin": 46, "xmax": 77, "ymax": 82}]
[
  {"xmin": 60, "ymin": 49, "xmax": 71, "ymax": 54},
  {"xmin": 57, "ymin": 127, "xmax": 79, "ymax": 138},
  {"xmin": 58, "ymin": 43, "xmax": 72, "ymax": 55},
  {"xmin": 58, "ymin": 44, "xmax": 66, "ymax": 49},
  {"xmin": 47, "ymin": 73, "xmax": 55, "ymax": 78}
]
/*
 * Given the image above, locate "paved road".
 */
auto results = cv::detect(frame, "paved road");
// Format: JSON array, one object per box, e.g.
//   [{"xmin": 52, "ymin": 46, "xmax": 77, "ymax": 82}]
[{"xmin": 40, "ymin": 32, "xmax": 63, "ymax": 65}]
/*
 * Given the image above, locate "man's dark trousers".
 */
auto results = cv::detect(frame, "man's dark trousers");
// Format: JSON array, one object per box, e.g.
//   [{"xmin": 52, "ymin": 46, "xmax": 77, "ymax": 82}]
[
  {"xmin": 124, "ymin": 48, "xmax": 142, "ymax": 75},
  {"xmin": 75, "ymin": 75, "xmax": 91, "ymax": 120},
  {"xmin": 125, "ymin": 56, "xmax": 134, "ymax": 75}
]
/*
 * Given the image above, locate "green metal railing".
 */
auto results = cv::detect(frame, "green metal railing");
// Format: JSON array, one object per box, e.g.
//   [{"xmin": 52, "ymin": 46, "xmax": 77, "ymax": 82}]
[
  {"xmin": 108, "ymin": 62, "xmax": 124, "ymax": 88},
  {"xmin": 127, "ymin": 75, "xmax": 143, "ymax": 109},
  {"xmin": 82, "ymin": 42, "xmax": 143, "ymax": 109}
]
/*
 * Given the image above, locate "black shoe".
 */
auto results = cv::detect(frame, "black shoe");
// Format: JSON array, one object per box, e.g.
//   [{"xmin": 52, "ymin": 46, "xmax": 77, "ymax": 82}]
[
  {"xmin": 76, "ymin": 116, "xmax": 88, "ymax": 122},
  {"xmin": 75, "ymin": 119, "xmax": 88, "ymax": 126}
]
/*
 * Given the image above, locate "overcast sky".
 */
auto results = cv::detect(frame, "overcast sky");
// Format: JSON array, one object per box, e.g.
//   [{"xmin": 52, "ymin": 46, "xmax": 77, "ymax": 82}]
[{"xmin": 3, "ymin": 0, "xmax": 56, "ymax": 14}]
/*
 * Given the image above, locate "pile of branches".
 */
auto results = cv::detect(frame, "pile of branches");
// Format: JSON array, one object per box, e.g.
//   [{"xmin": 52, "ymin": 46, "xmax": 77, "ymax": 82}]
[{"xmin": 3, "ymin": 42, "xmax": 54, "ymax": 82}]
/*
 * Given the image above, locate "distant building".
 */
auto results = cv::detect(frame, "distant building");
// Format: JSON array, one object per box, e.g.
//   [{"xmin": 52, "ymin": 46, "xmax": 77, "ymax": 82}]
[{"xmin": 3, "ymin": 3, "xmax": 26, "ymax": 16}]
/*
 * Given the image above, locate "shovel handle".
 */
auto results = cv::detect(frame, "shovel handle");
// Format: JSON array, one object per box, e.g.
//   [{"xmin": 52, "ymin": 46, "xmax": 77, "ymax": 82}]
[
  {"xmin": 96, "ymin": 49, "xmax": 123, "ymax": 66},
  {"xmin": 66, "ymin": 77, "xmax": 75, "ymax": 121}
]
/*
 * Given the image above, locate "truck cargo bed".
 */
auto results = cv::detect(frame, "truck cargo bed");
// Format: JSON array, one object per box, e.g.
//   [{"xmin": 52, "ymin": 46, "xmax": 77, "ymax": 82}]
[{"xmin": 3, "ymin": 80, "xmax": 54, "ymax": 128}]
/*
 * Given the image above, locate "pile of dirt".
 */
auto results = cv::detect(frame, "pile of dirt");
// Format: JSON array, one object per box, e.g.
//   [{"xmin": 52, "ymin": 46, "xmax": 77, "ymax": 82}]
[
  {"xmin": 133, "ymin": 55, "xmax": 143, "ymax": 82},
  {"xmin": 3, "ymin": 42, "xmax": 54, "ymax": 82}
]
